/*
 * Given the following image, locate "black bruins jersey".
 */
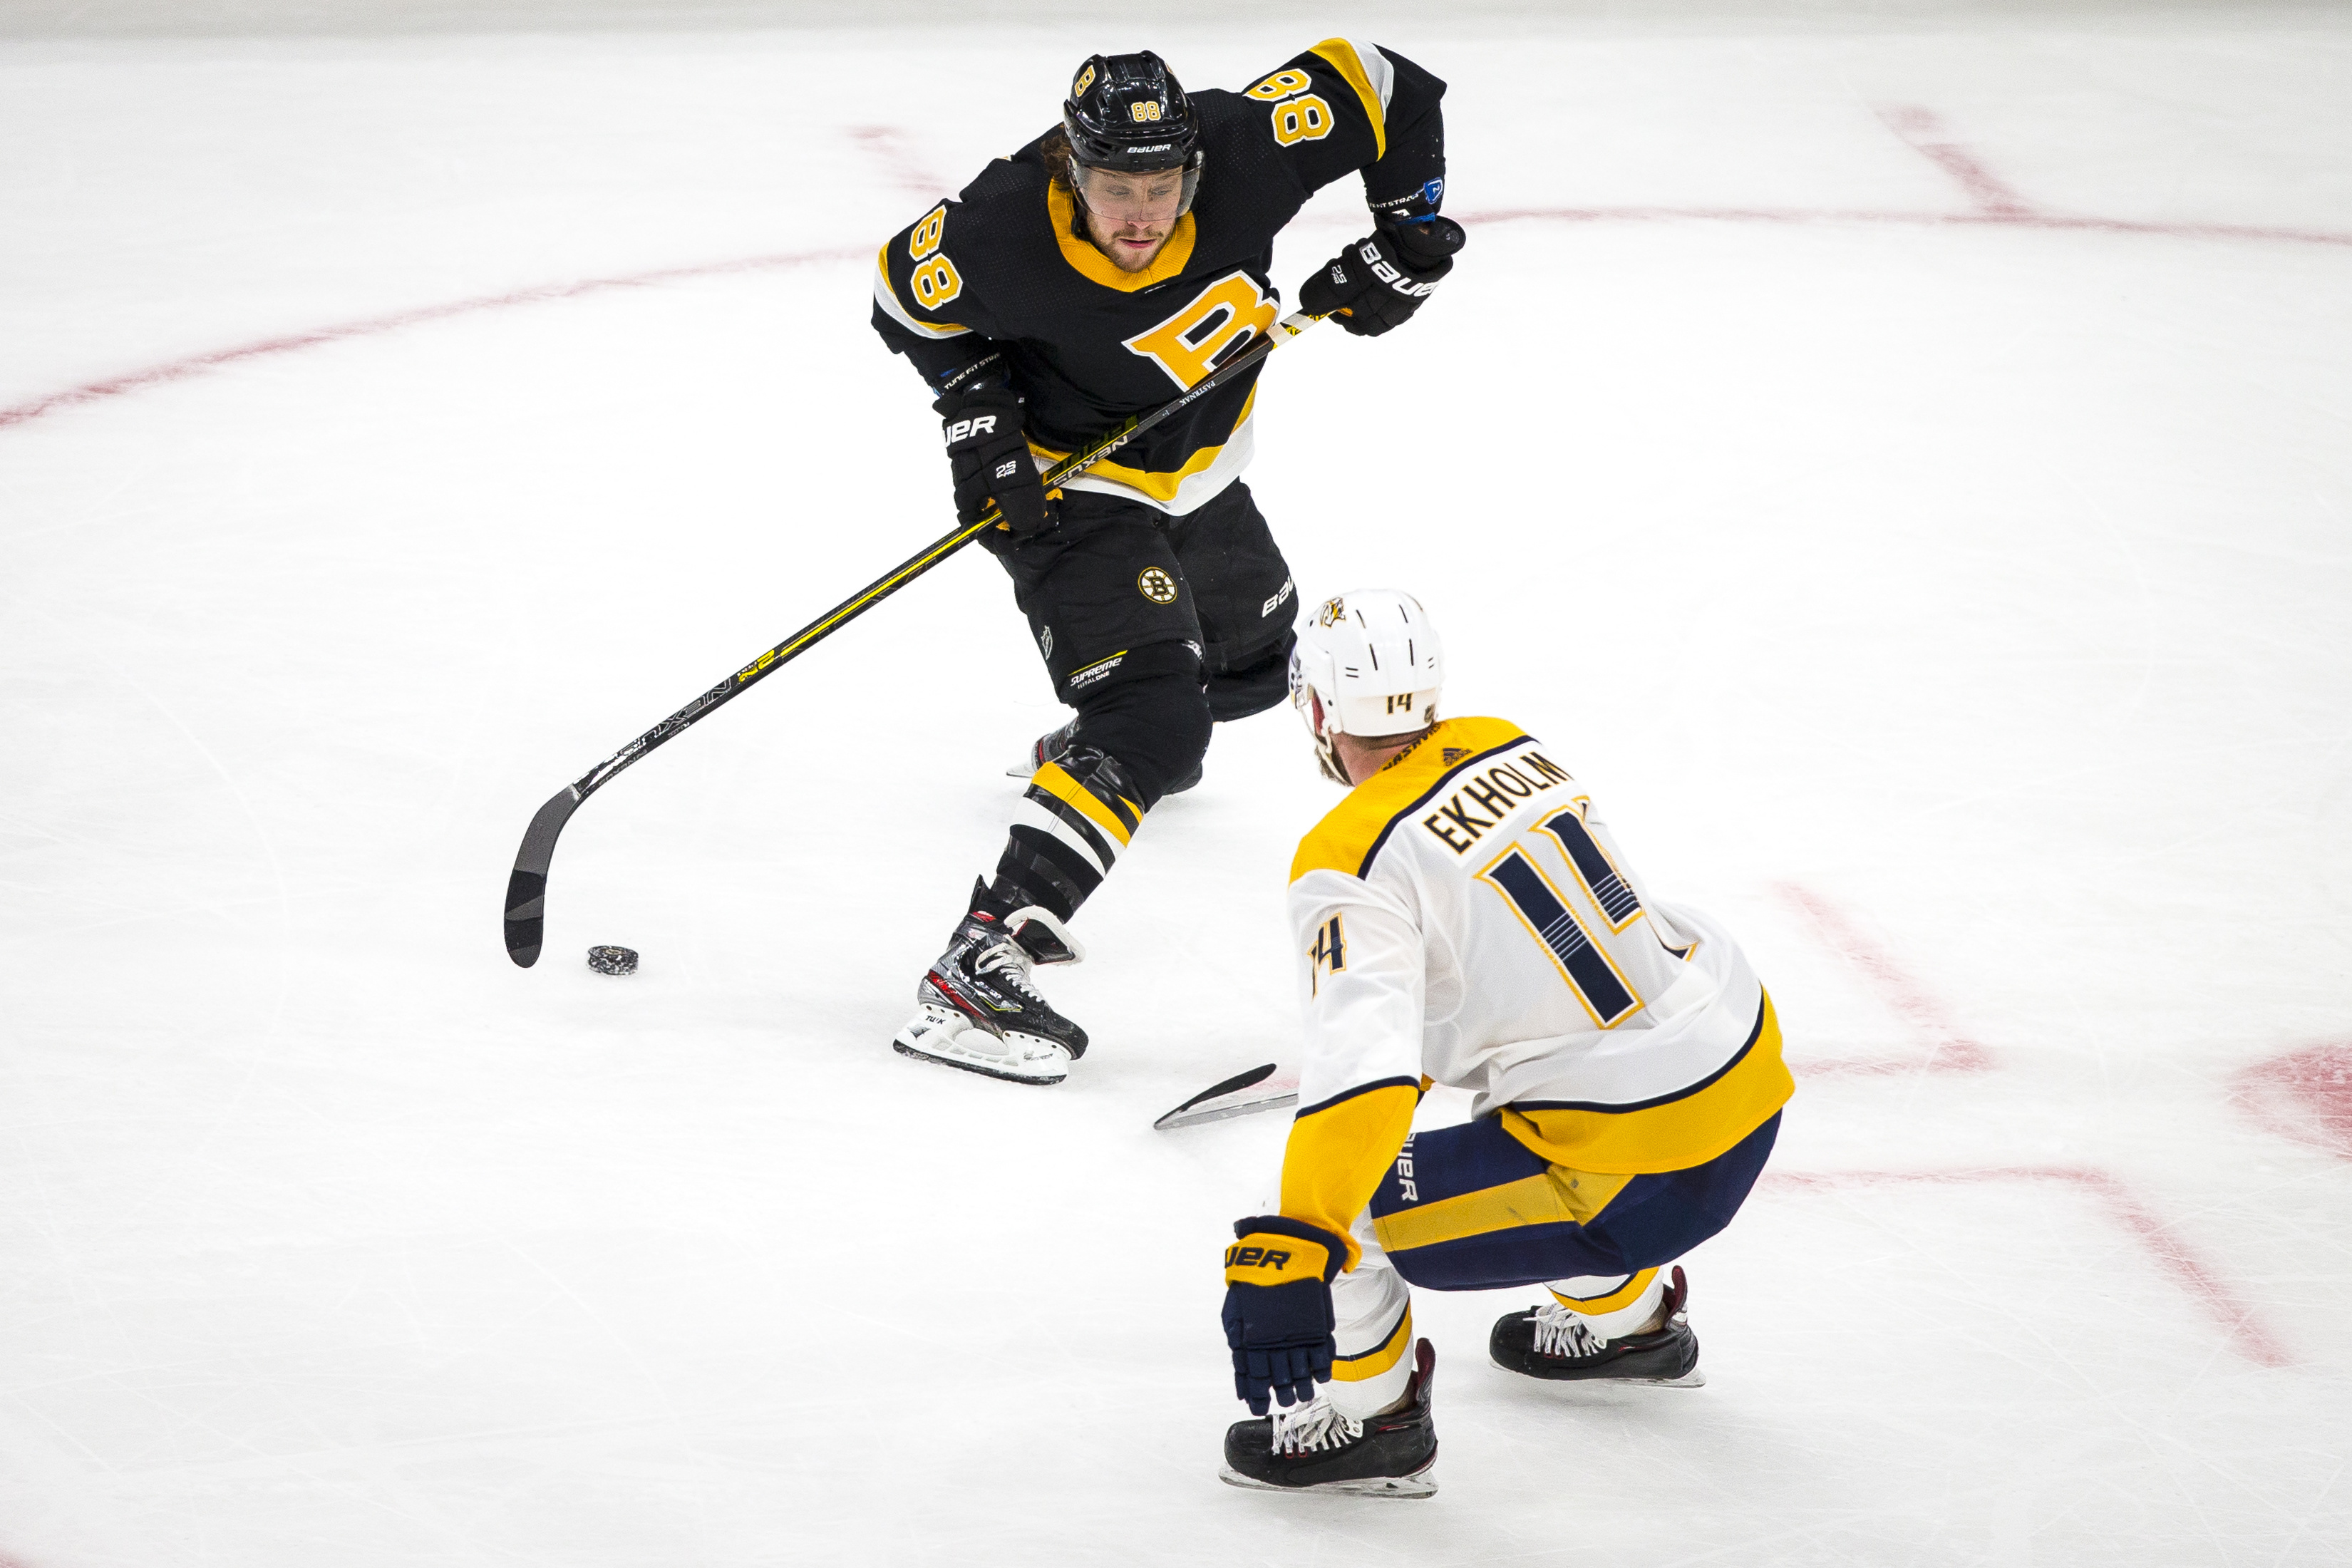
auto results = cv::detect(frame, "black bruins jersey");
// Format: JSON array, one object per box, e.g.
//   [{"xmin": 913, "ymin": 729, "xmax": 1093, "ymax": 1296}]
[{"xmin": 872, "ymin": 39, "xmax": 1446, "ymax": 515}]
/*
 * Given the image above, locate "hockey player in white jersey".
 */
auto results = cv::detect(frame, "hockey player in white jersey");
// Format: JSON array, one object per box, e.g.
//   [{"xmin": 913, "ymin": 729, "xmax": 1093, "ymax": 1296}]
[{"xmin": 1216, "ymin": 592, "xmax": 1795, "ymax": 1497}]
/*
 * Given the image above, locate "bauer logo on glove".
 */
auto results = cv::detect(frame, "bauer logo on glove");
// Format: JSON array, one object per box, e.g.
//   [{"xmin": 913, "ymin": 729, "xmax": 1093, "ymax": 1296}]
[
  {"xmin": 1221, "ymin": 1214, "xmax": 1348, "ymax": 1414},
  {"xmin": 1301, "ymin": 215, "xmax": 1465, "ymax": 337},
  {"xmin": 1226, "ymin": 1242, "xmax": 1299, "ymax": 1272}
]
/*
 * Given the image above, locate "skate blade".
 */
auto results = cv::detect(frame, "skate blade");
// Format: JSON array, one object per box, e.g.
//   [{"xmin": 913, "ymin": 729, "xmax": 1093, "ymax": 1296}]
[
  {"xmin": 1490, "ymin": 1354, "xmax": 1706, "ymax": 1388},
  {"xmin": 1217, "ymin": 1464, "xmax": 1437, "ymax": 1500},
  {"xmin": 892, "ymin": 1010, "xmax": 1068, "ymax": 1086}
]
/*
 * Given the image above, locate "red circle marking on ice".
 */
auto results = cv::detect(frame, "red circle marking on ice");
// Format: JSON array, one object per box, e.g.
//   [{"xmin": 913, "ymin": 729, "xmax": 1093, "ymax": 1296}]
[
  {"xmin": 2234, "ymin": 1043, "xmax": 2352, "ymax": 1160},
  {"xmin": 6, "ymin": 202, "xmax": 2350, "ymax": 439},
  {"xmin": 0, "ymin": 244, "xmax": 864, "ymax": 434}
]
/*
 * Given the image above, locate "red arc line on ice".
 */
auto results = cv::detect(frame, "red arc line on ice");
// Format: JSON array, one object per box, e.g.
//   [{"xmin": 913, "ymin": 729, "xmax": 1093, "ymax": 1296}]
[
  {"xmin": 0, "ymin": 244, "xmax": 863, "ymax": 433},
  {"xmin": 6, "ymin": 102, "xmax": 2351, "ymax": 438},
  {"xmin": 1768, "ymin": 1165, "xmax": 2294, "ymax": 1368},
  {"xmin": 1776, "ymin": 882, "xmax": 1994, "ymax": 1076}
]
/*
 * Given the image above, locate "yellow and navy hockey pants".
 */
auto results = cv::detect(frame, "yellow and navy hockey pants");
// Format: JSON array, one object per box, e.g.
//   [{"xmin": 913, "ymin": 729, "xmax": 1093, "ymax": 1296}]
[{"xmin": 1320, "ymin": 1111, "xmax": 1780, "ymax": 1417}]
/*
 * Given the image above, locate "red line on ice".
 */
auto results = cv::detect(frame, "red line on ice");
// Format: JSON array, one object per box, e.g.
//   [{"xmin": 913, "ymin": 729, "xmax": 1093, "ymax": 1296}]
[
  {"xmin": 6, "ymin": 190, "xmax": 2351, "ymax": 439},
  {"xmin": 1459, "ymin": 202, "xmax": 2352, "ymax": 249},
  {"xmin": 1877, "ymin": 104, "xmax": 2038, "ymax": 217},
  {"xmin": 1768, "ymin": 1165, "xmax": 2294, "ymax": 1367},
  {"xmin": 1775, "ymin": 882, "xmax": 1994, "ymax": 1076},
  {"xmin": 0, "ymin": 244, "xmax": 863, "ymax": 433},
  {"xmin": 845, "ymin": 125, "xmax": 953, "ymax": 200},
  {"xmin": 2232, "ymin": 1042, "xmax": 2352, "ymax": 1159}
]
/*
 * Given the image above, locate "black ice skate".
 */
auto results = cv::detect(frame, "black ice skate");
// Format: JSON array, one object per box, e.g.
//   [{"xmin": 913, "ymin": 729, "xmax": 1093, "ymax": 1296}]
[
  {"xmin": 1219, "ymin": 1339, "xmax": 1438, "ymax": 1500},
  {"xmin": 1489, "ymin": 1265, "xmax": 1704, "ymax": 1387},
  {"xmin": 892, "ymin": 891, "xmax": 1088, "ymax": 1086},
  {"xmin": 1007, "ymin": 717, "xmax": 1201, "ymax": 795}
]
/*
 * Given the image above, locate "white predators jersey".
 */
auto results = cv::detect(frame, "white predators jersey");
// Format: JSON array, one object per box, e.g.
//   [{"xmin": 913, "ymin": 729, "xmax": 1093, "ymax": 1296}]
[{"xmin": 1274, "ymin": 716, "xmax": 1793, "ymax": 1246}]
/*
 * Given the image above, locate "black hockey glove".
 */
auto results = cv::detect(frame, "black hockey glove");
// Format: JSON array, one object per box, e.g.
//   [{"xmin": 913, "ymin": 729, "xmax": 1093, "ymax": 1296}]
[
  {"xmin": 934, "ymin": 385, "xmax": 1054, "ymax": 537},
  {"xmin": 1299, "ymin": 215, "xmax": 1467, "ymax": 338},
  {"xmin": 1221, "ymin": 1214, "xmax": 1346, "ymax": 1415}
]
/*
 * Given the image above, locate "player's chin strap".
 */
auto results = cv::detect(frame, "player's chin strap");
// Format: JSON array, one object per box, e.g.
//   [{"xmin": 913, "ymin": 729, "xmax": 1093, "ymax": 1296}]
[{"xmin": 501, "ymin": 314, "xmax": 1328, "ymax": 967}]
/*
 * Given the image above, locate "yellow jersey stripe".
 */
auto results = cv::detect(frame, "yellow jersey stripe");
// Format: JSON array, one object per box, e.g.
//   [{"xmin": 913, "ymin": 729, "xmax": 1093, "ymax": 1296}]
[
  {"xmin": 1279, "ymin": 1080, "xmax": 1419, "ymax": 1271},
  {"xmin": 1497, "ymin": 994, "xmax": 1795, "ymax": 1175},
  {"xmin": 1028, "ymin": 386, "xmax": 1256, "ymax": 505},
  {"xmin": 1033, "ymin": 761, "xmax": 1135, "ymax": 847},
  {"xmin": 1045, "ymin": 181, "xmax": 1200, "ymax": 291},
  {"xmin": 1290, "ymin": 718, "xmax": 1534, "ymax": 882},
  {"xmin": 1309, "ymin": 38, "xmax": 1388, "ymax": 162}
]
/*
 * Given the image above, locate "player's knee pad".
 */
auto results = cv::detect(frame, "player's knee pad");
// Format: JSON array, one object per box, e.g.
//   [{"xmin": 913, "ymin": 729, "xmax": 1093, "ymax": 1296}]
[
  {"xmin": 1203, "ymin": 628, "xmax": 1295, "ymax": 723},
  {"xmin": 1069, "ymin": 656, "xmax": 1212, "ymax": 805}
]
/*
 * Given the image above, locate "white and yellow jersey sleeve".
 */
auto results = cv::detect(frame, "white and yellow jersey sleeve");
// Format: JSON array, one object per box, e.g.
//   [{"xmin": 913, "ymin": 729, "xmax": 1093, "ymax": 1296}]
[{"xmin": 1275, "ymin": 717, "xmax": 1795, "ymax": 1267}]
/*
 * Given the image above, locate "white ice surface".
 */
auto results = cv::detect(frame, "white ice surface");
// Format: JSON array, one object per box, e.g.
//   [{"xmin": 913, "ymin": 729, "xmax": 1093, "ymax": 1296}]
[{"xmin": 3, "ymin": 11, "xmax": 2350, "ymax": 1566}]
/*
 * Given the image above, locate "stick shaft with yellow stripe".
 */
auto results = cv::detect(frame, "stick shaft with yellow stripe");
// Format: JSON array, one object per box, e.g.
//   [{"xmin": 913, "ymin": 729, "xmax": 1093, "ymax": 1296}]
[{"xmin": 502, "ymin": 311, "xmax": 1324, "ymax": 966}]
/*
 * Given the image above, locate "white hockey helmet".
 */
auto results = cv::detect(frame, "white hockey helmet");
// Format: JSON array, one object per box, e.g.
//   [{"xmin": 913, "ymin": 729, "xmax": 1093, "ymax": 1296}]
[{"xmin": 1289, "ymin": 591, "xmax": 1444, "ymax": 784}]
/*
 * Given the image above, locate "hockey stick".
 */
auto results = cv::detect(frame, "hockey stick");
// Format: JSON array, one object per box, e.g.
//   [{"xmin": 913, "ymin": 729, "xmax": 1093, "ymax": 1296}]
[
  {"xmin": 1152, "ymin": 1062, "xmax": 1299, "ymax": 1130},
  {"xmin": 503, "ymin": 310, "xmax": 1326, "ymax": 966}
]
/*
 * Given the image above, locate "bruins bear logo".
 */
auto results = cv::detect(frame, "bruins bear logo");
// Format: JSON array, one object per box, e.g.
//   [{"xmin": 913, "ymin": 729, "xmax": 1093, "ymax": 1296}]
[{"xmin": 1137, "ymin": 567, "xmax": 1179, "ymax": 604}]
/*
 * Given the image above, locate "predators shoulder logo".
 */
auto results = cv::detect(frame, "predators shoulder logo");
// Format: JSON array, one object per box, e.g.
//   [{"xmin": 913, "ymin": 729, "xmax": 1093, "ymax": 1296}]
[
  {"xmin": 1136, "ymin": 567, "xmax": 1178, "ymax": 604},
  {"xmin": 1315, "ymin": 596, "xmax": 1346, "ymax": 628}
]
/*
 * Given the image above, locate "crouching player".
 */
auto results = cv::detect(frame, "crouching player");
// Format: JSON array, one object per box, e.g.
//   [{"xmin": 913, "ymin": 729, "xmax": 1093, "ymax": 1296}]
[{"xmin": 1217, "ymin": 592, "xmax": 1795, "ymax": 1497}]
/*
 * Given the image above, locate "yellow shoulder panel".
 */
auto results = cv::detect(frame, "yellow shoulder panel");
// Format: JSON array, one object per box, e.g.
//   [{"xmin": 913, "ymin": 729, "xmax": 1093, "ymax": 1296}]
[
  {"xmin": 1289, "ymin": 717, "xmax": 1535, "ymax": 882},
  {"xmin": 1309, "ymin": 38, "xmax": 1388, "ymax": 160}
]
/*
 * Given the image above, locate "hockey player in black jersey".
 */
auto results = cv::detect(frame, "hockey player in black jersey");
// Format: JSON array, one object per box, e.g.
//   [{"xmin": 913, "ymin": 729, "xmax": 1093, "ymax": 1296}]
[{"xmin": 872, "ymin": 43, "xmax": 1465, "ymax": 1085}]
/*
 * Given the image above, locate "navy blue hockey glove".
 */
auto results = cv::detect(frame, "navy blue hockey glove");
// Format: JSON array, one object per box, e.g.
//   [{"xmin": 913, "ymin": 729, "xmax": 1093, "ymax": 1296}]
[
  {"xmin": 934, "ymin": 384, "xmax": 1055, "ymax": 537},
  {"xmin": 1221, "ymin": 1214, "xmax": 1346, "ymax": 1415},
  {"xmin": 1299, "ymin": 216, "xmax": 1466, "ymax": 338}
]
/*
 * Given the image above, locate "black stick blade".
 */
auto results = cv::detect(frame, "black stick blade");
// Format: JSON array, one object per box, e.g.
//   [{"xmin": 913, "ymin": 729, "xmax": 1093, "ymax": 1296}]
[
  {"xmin": 1153, "ymin": 1063, "xmax": 1299, "ymax": 1130},
  {"xmin": 505, "ymin": 786, "xmax": 583, "ymax": 967}
]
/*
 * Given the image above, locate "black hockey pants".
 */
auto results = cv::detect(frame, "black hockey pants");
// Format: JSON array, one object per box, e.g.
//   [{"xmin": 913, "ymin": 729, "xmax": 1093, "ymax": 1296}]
[{"xmin": 984, "ymin": 479, "xmax": 1297, "ymax": 805}]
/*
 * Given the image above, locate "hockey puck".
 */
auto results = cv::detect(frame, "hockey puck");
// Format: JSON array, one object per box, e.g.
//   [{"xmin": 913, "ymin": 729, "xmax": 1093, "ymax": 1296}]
[{"xmin": 587, "ymin": 944, "xmax": 639, "ymax": 976}]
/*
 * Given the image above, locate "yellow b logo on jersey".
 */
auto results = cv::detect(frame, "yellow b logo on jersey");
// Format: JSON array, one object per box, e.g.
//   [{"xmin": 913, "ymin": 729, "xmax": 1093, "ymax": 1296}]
[{"xmin": 1123, "ymin": 272, "xmax": 1281, "ymax": 392}]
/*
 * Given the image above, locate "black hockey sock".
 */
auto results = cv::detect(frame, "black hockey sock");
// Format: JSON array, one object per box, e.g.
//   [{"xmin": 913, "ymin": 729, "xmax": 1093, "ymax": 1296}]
[{"xmin": 981, "ymin": 743, "xmax": 1148, "ymax": 927}]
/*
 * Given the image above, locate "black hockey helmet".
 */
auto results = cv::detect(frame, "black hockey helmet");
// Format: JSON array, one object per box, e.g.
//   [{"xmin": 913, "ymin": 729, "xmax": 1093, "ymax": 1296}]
[{"xmin": 1062, "ymin": 51, "xmax": 1205, "ymax": 214}]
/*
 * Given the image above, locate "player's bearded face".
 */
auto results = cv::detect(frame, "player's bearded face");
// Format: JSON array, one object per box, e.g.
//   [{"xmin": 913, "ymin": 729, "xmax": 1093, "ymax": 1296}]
[{"xmin": 1073, "ymin": 163, "xmax": 1187, "ymax": 271}]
